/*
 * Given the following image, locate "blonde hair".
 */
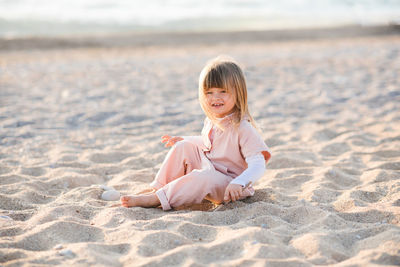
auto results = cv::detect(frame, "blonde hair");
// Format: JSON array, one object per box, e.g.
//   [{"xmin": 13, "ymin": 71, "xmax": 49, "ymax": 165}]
[{"xmin": 198, "ymin": 56, "xmax": 256, "ymax": 128}]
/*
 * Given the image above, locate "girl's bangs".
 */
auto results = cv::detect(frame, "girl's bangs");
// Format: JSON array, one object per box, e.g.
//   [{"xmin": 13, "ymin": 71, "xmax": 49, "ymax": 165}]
[{"xmin": 203, "ymin": 68, "xmax": 230, "ymax": 92}]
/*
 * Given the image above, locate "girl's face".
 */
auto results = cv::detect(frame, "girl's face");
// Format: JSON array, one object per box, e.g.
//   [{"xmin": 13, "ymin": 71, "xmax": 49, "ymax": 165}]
[{"xmin": 205, "ymin": 87, "xmax": 236, "ymax": 118}]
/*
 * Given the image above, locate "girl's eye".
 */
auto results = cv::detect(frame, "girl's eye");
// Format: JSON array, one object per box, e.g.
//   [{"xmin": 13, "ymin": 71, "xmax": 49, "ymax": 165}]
[
  {"xmin": 206, "ymin": 92, "xmax": 212, "ymax": 95},
  {"xmin": 221, "ymin": 90, "xmax": 226, "ymax": 93}
]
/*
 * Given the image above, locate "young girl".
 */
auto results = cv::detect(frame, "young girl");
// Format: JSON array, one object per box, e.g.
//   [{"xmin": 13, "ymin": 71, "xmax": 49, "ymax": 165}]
[{"xmin": 120, "ymin": 56, "xmax": 271, "ymax": 210}]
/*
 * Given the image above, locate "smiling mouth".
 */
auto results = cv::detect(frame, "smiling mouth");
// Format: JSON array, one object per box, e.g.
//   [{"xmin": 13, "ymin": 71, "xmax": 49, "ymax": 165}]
[{"xmin": 212, "ymin": 103, "xmax": 224, "ymax": 107}]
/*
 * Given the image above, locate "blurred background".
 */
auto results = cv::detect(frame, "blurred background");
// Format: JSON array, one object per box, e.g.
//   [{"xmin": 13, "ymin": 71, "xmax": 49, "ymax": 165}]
[{"xmin": 0, "ymin": 0, "xmax": 399, "ymax": 38}]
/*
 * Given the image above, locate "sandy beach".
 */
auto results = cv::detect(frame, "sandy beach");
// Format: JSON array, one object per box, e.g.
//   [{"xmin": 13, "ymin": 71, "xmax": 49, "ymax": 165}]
[{"xmin": 0, "ymin": 27, "xmax": 400, "ymax": 266}]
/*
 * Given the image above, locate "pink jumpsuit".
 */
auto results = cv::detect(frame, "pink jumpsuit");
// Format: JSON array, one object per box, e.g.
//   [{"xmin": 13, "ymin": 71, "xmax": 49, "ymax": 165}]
[{"xmin": 150, "ymin": 115, "xmax": 271, "ymax": 210}]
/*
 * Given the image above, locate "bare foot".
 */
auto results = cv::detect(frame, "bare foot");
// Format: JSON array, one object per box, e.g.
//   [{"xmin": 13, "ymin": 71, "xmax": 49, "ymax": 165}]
[{"xmin": 120, "ymin": 193, "xmax": 160, "ymax": 208}]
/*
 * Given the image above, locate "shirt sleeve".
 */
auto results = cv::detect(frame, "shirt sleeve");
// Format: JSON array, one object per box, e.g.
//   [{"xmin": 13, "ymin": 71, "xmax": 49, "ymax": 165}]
[
  {"xmin": 230, "ymin": 154, "xmax": 266, "ymax": 186},
  {"xmin": 239, "ymin": 121, "xmax": 271, "ymax": 163}
]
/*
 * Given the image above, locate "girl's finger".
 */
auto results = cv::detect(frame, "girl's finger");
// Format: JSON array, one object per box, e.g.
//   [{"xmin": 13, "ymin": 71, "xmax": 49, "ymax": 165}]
[
  {"xmin": 235, "ymin": 192, "xmax": 240, "ymax": 200},
  {"xmin": 172, "ymin": 137, "xmax": 180, "ymax": 143},
  {"xmin": 161, "ymin": 135, "xmax": 170, "ymax": 142},
  {"xmin": 230, "ymin": 191, "xmax": 236, "ymax": 202},
  {"xmin": 234, "ymin": 191, "xmax": 241, "ymax": 201},
  {"xmin": 224, "ymin": 190, "xmax": 230, "ymax": 202},
  {"xmin": 162, "ymin": 136, "xmax": 172, "ymax": 144}
]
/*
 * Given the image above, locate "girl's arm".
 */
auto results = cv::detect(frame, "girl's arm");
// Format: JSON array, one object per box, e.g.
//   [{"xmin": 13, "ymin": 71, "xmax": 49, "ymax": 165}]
[
  {"xmin": 162, "ymin": 118, "xmax": 208, "ymax": 149},
  {"xmin": 224, "ymin": 155, "xmax": 265, "ymax": 202},
  {"xmin": 162, "ymin": 135, "xmax": 205, "ymax": 149},
  {"xmin": 230, "ymin": 154, "xmax": 266, "ymax": 186}
]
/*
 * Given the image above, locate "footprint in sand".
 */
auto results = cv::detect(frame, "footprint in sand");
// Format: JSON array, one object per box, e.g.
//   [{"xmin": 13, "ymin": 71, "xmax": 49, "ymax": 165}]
[
  {"xmin": 177, "ymin": 222, "xmax": 217, "ymax": 242},
  {"xmin": 89, "ymin": 152, "xmax": 132, "ymax": 164},
  {"xmin": 320, "ymin": 142, "xmax": 350, "ymax": 157},
  {"xmin": 324, "ymin": 168, "xmax": 360, "ymax": 188},
  {"xmin": 374, "ymin": 150, "xmax": 400, "ymax": 158},
  {"xmin": 275, "ymin": 168, "xmax": 313, "ymax": 178},
  {"xmin": 291, "ymin": 233, "xmax": 349, "ymax": 264},
  {"xmin": 350, "ymin": 190, "xmax": 384, "ymax": 204},
  {"xmin": 19, "ymin": 189, "xmax": 54, "ymax": 205},
  {"xmin": 267, "ymin": 155, "xmax": 317, "ymax": 169},
  {"xmin": 16, "ymin": 221, "xmax": 103, "ymax": 251},
  {"xmin": 0, "ymin": 250, "xmax": 28, "ymax": 264},
  {"xmin": 0, "ymin": 174, "xmax": 28, "ymax": 185},
  {"xmin": 137, "ymin": 231, "xmax": 190, "ymax": 257},
  {"xmin": 270, "ymin": 175, "xmax": 313, "ymax": 192},
  {"xmin": 192, "ymin": 239, "xmax": 248, "ymax": 264},
  {"xmin": 0, "ymin": 164, "xmax": 12, "ymax": 175},
  {"xmin": 376, "ymin": 162, "xmax": 400, "ymax": 171},
  {"xmin": 337, "ymin": 210, "xmax": 394, "ymax": 224},
  {"xmin": 349, "ymin": 134, "xmax": 378, "ymax": 147},
  {"xmin": 19, "ymin": 167, "xmax": 46, "ymax": 177},
  {"xmin": 310, "ymin": 187, "xmax": 342, "ymax": 203},
  {"xmin": 312, "ymin": 129, "xmax": 341, "ymax": 141},
  {"xmin": 0, "ymin": 195, "xmax": 35, "ymax": 211}
]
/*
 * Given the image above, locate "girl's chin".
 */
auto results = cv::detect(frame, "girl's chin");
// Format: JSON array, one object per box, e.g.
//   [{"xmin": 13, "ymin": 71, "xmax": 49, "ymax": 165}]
[
  {"xmin": 210, "ymin": 108, "xmax": 224, "ymax": 114},
  {"xmin": 213, "ymin": 112, "xmax": 229, "ymax": 118}
]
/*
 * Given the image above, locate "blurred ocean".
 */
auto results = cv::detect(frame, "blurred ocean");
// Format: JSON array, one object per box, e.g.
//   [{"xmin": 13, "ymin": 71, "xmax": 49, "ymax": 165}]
[{"xmin": 0, "ymin": 0, "xmax": 399, "ymax": 37}]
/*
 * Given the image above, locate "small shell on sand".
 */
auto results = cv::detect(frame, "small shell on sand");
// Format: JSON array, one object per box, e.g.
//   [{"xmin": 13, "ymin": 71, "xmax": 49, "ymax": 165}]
[{"xmin": 101, "ymin": 190, "xmax": 120, "ymax": 201}]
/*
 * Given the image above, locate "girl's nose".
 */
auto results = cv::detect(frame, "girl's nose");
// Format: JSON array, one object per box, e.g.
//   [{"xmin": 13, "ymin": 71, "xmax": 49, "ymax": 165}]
[{"xmin": 213, "ymin": 93, "xmax": 222, "ymax": 99}]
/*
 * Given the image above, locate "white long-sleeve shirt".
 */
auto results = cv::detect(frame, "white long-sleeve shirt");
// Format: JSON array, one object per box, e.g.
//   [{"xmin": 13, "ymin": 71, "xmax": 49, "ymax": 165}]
[{"xmin": 230, "ymin": 153, "xmax": 266, "ymax": 187}]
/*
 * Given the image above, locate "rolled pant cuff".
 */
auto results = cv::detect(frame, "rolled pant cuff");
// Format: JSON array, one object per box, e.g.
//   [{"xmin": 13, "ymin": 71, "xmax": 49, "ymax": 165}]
[{"xmin": 155, "ymin": 188, "xmax": 172, "ymax": 211}]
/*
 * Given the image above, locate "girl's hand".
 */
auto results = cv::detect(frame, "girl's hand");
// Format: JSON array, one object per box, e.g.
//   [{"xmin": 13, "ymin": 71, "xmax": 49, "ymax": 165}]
[
  {"xmin": 223, "ymin": 183, "xmax": 244, "ymax": 203},
  {"xmin": 161, "ymin": 135, "xmax": 183, "ymax": 147}
]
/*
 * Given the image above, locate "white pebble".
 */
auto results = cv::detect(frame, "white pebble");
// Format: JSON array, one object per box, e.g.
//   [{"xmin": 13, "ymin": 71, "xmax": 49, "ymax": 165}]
[
  {"xmin": 59, "ymin": 249, "xmax": 74, "ymax": 257},
  {"xmin": 101, "ymin": 190, "xmax": 120, "ymax": 201},
  {"xmin": 0, "ymin": 215, "xmax": 13, "ymax": 220},
  {"xmin": 54, "ymin": 244, "xmax": 63, "ymax": 250},
  {"xmin": 99, "ymin": 185, "xmax": 115, "ymax": 191}
]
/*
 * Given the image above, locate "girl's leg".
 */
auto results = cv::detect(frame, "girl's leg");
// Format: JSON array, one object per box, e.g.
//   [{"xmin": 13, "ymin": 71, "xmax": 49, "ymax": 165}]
[
  {"xmin": 120, "ymin": 140, "xmax": 204, "ymax": 208},
  {"xmin": 156, "ymin": 169, "xmax": 232, "ymax": 210},
  {"xmin": 150, "ymin": 140, "xmax": 203, "ymax": 189}
]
